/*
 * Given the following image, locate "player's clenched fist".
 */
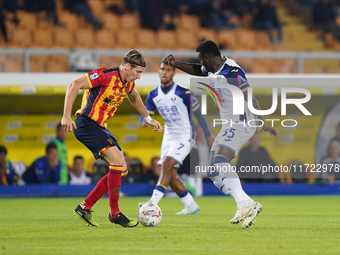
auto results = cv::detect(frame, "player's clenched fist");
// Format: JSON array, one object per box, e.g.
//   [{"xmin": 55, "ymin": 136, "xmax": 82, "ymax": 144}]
[{"xmin": 163, "ymin": 55, "xmax": 176, "ymax": 67}]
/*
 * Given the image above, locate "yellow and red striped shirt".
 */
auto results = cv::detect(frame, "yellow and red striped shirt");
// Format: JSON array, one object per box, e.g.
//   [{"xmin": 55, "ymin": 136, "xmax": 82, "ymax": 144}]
[{"xmin": 76, "ymin": 67, "xmax": 135, "ymax": 128}]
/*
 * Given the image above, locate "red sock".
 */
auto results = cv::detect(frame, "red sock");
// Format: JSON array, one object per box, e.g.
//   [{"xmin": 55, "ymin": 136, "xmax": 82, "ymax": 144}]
[
  {"xmin": 108, "ymin": 165, "xmax": 123, "ymax": 217},
  {"xmin": 81, "ymin": 174, "xmax": 108, "ymax": 210},
  {"xmin": 121, "ymin": 169, "xmax": 128, "ymax": 183}
]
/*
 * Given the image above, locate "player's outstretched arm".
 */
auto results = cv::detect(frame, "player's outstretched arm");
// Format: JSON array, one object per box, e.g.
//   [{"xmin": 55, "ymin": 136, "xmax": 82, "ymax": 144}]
[
  {"xmin": 164, "ymin": 54, "xmax": 207, "ymax": 77},
  {"xmin": 128, "ymin": 89, "xmax": 163, "ymax": 133},
  {"xmin": 61, "ymin": 75, "xmax": 90, "ymax": 132},
  {"xmin": 244, "ymin": 90, "xmax": 278, "ymax": 137}
]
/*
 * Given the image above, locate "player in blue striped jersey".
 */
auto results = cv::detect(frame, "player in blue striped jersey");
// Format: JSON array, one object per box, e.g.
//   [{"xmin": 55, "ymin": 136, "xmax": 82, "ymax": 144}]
[{"xmin": 140, "ymin": 62, "xmax": 214, "ymax": 214}]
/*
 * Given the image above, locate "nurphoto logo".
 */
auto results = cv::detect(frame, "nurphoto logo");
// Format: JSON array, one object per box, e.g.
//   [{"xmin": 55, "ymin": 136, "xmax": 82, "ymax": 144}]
[{"xmin": 192, "ymin": 78, "xmax": 311, "ymax": 128}]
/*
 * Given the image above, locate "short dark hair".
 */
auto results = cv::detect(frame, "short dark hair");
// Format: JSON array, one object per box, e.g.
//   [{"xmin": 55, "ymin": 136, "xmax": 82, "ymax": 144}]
[
  {"xmin": 159, "ymin": 61, "xmax": 176, "ymax": 71},
  {"xmin": 46, "ymin": 143, "xmax": 57, "ymax": 154},
  {"xmin": 122, "ymin": 49, "xmax": 146, "ymax": 68},
  {"xmin": 196, "ymin": 40, "xmax": 221, "ymax": 58},
  {"xmin": 74, "ymin": 155, "xmax": 84, "ymax": 162},
  {"xmin": 56, "ymin": 123, "xmax": 63, "ymax": 132},
  {"xmin": 0, "ymin": 145, "xmax": 7, "ymax": 155}
]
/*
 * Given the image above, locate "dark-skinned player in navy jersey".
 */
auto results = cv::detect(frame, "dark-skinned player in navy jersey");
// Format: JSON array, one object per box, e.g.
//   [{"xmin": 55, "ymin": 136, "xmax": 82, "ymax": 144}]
[{"xmin": 164, "ymin": 40, "xmax": 277, "ymax": 229}]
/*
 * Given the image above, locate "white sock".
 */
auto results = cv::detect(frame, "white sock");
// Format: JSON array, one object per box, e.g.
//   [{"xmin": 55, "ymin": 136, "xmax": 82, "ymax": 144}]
[
  {"xmin": 211, "ymin": 177, "xmax": 231, "ymax": 195},
  {"xmin": 149, "ymin": 189, "xmax": 165, "ymax": 205},
  {"xmin": 179, "ymin": 191, "xmax": 196, "ymax": 207},
  {"xmin": 213, "ymin": 162, "xmax": 254, "ymax": 208}
]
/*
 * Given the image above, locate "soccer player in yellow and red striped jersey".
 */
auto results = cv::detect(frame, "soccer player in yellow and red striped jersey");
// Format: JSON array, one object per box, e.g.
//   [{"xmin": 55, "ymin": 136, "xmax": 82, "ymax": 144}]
[{"xmin": 61, "ymin": 50, "xmax": 162, "ymax": 228}]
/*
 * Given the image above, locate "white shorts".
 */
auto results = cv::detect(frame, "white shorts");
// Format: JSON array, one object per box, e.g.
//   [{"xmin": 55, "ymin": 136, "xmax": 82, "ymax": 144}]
[
  {"xmin": 211, "ymin": 124, "xmax": 256, "ymax": 159},
  {"xmin": 158, "ymin": 135, "xmax": 191, "ymax": 169}
]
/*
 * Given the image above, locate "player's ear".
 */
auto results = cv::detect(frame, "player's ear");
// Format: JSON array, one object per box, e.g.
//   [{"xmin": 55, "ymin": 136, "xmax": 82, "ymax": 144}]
[{"xmin": 125, "ymin": 62, "xmax": 131, "ymax": 71}]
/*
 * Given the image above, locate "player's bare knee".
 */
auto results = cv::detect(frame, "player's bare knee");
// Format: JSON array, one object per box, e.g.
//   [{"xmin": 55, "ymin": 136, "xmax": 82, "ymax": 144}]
[
  {"xmin": 162, "ymin": 158, "xmax": 176, "ymax": 173},
  {"xmin": 101, "ymin": 147, "xmax": 124, "ymax": 166}
]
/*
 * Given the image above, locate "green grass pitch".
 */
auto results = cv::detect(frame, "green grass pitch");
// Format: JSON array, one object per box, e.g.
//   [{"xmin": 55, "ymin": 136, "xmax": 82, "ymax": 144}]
[{"xmin": 1, "ymin": 196, "xmax": 340, "ymax": 255}]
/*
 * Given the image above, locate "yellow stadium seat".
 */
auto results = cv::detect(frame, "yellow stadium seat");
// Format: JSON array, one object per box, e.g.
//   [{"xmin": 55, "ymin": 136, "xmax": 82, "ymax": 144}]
[
  {"xmin": 237, "ymin": 58, "xmax": 255, "ymax": 71},
  {"xmin": 77, "ymin": 16, "xmax": 93, "ymax": 30},
  {"xmin": 178, "ymin": 14, "xmax": 201, "ymax": 31},
  {"xmin": 251, "ymin": 65, "xmax": 270, "ymax": 73},
  {"xmin": 3, "ymin": 55, "xmax": 23, "ymax": 72},
  {"xmin": 325, "ymin": 32, "xmax": 335, "ymax": 49},
  {"xmin": 53, "ymin": 28, "xmax": 75, "ymax": 48},
  {"xmin": 136, "ymin": 29, "xmax": 156, "ymax": 49},
  {"xmin": 46, "ymin": 56, "xmax": 69, "ymax": 72},
  {"xmin": 115, "ymin": 30, "xmax": 136, "ymax": 49},
  {"xmin": 75, "ymin": 29, "xmax": 95, "ymax": 48},
  {"xmin": 217, "ymin": 30, "xmax": 238, "ymax": 50},
  {"xmin": 95, "ymin": 30, "xmax": 115, "ymax": 48},
  {"xmin": 18, "ymin": 13, "xmax": 38, "ymax": 30},
  {"xmin": 237, "ymin": 29, "xmax": 256, "ymax": 50},
  {"xmin": 30, "ymin": 56, "xmax": 48, "ymax": 72},
  {"xmin": 176, "ymin": 30, "xmax": 197, "ymax": 49},
  {"xmin": 255, "ymin": 31, "xmax": 273, "ymax": 50},
  {"xmin": 33, "ymin": 29, "xmax": 53, "ymax": 48},
  {"xmin": 37, "ymin": 19, "xmax": 53, "ymax": 29},
  {"xmin": 197, "ymin": 29, "xmax": 217, "ymax": 43},
  {"xmin": 35, "ymin": 10, "xmax": 53, "ymax": 29},
  {"xmin": 144, "ymin": 57, "xmax": 160, "ymax": 73},
  {"xmin": 156, "ymin": 30, "xmax": 177, "ymax": 49},
  {"xmin": 59, "ymin": 12, "xmax": 80, "ymax": 31},
  {"xmin": 11, "ymin": 29, "xmax": 33, "ymax": 47},
  {"xmin": 251, "ymin": 59, "xmax": 271, "ymax": 73},
  {"xmin": 102, "ymin": 12, "xmax": 119, "ymax": 32},
  {"xmin": 119, "ymin": 14, "xmax": 140, "ymax": 30},
  {"xmin": 100, "ymin": 56, "xmax": 122, "ymax": 67}
]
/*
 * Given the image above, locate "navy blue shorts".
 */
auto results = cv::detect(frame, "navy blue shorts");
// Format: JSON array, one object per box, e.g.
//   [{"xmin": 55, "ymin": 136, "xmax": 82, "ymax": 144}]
[{"xmin": 73, "ymin": 115, "xmax": 121, "ymax": 159}]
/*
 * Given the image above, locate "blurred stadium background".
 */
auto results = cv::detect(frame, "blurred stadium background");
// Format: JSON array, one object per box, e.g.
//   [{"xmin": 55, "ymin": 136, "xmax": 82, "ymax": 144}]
[{"xmin": 0, "ymin": 0, "xmax": 340, "ymax": 193}]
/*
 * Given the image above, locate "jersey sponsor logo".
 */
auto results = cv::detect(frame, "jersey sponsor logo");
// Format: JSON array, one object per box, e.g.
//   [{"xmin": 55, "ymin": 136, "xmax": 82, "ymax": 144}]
[
  {"xmin": 103, "ymin": 97, "xmax": 112, "ymax": 104},
  {"xmin": 103, "ymin": 97, "xmax": 122, "ymax": 107},
  {"xmin": 231, "ymin": 69, "xmax": 238, "ymax": 72},
  {"xmin": 89, "ymin": 73, "xmax": 98, "ymax": 80},
  {"xmin": 186, "ymin": 91, "xmax": 191, "ymax": 94},
  {"xmin": 107, "ymin": 138, "xmax": 113, "ymax": 144}
]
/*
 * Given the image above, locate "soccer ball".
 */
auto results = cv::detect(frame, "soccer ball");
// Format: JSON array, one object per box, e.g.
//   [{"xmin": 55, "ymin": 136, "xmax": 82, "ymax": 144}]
[{"xmin": 138, "ymin": 203, "xmax": 162, "ymax": 227}]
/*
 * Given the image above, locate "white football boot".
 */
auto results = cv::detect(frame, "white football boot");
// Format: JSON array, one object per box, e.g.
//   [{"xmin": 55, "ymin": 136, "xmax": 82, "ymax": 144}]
[
  {"xmin": 230, "ymin": 206, "xmax": 253, "ymax": 224},
  {"xmin": 175, "ymin": 203, "xmax": 200, "ymax": 215},
  {"xmin": 241, "ymin": 202, "xmax": 263, "ymax": 229}
]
